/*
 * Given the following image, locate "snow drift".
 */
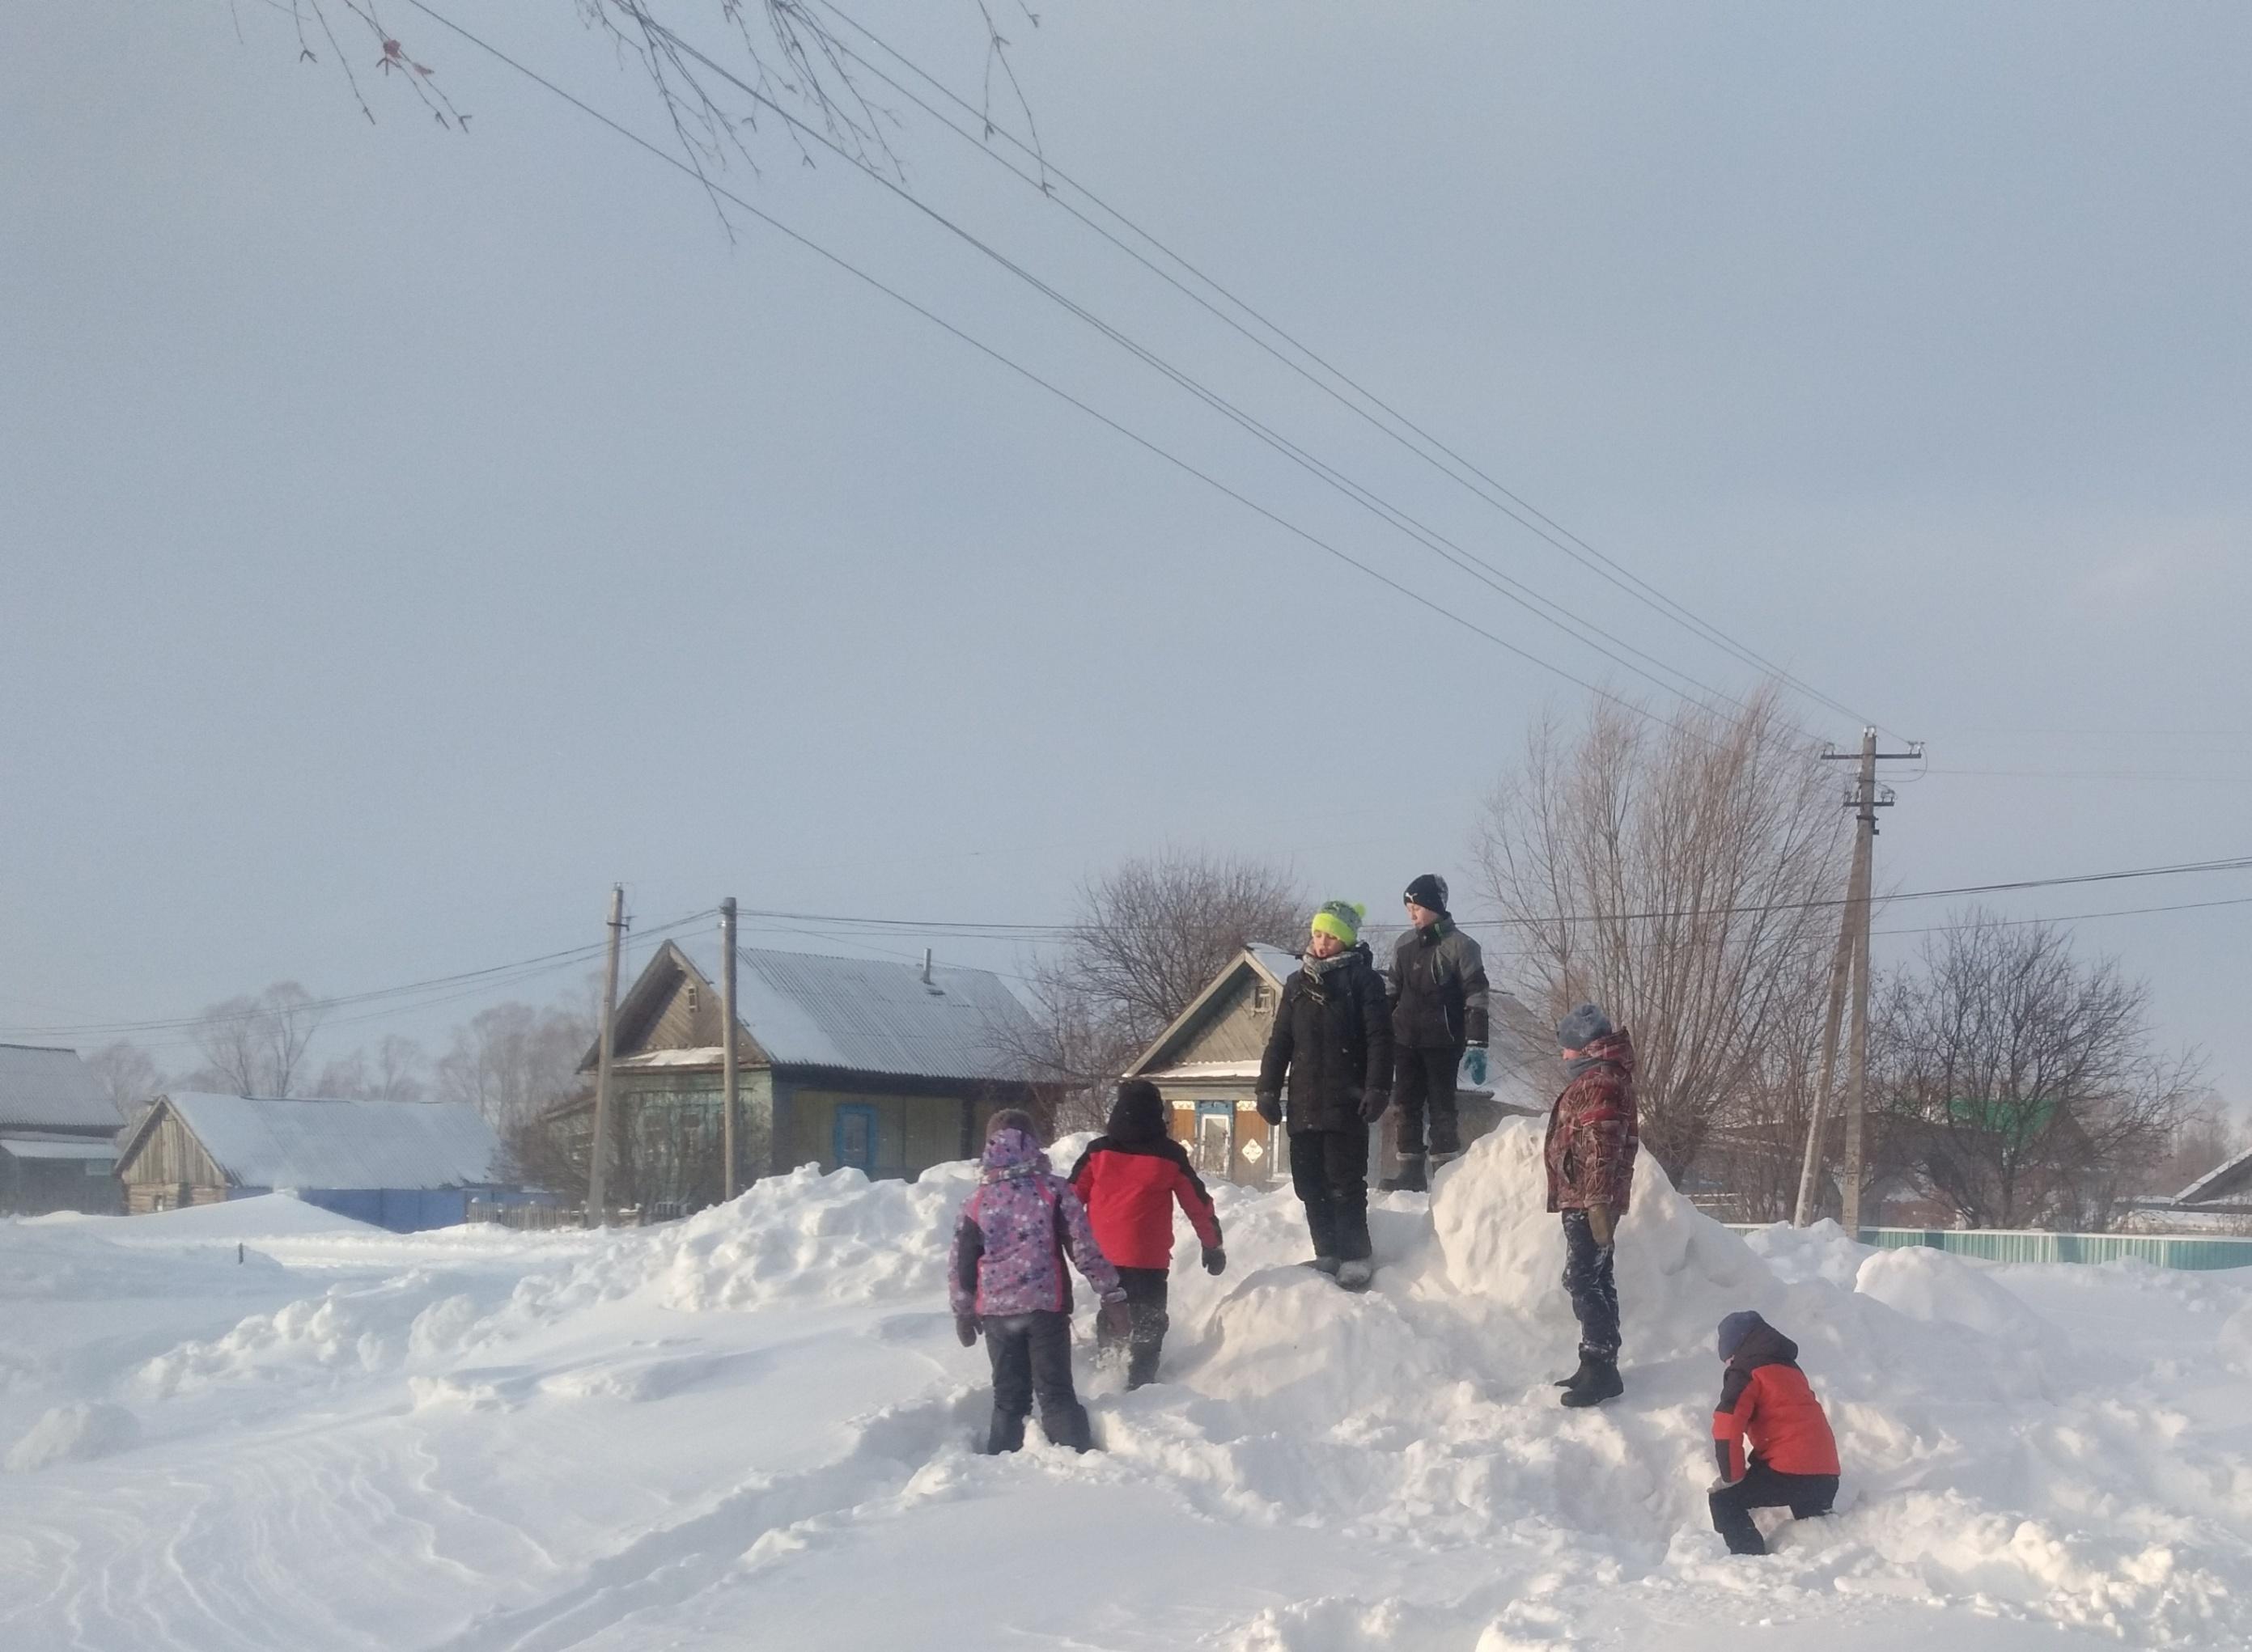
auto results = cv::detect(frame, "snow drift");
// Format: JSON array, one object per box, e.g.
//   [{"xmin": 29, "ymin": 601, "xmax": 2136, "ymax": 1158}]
[{"xmin": 5, "ymin": 1122, "xmax": 2251, "ymax": 1650}]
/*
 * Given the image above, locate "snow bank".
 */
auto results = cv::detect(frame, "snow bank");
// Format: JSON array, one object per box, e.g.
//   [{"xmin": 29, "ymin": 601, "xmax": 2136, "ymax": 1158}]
[
  {"xmin": 653, "ymin": 1160, "xmax": 980, "ymax": 1312},
  {"xmin": 30, "ymin": 1192, "xmax": 381, "ymax": 1244},
  {"xmin": 6, "ymin": 1400, "xmax": 140, "ymax": 1472}
]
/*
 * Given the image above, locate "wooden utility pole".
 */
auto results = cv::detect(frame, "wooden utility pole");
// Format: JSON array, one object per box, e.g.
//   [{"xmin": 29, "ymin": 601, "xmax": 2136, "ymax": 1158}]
[
  {"xmin": 586, "ymin": 883, "xmax": 627, "ymax": 1226},
  {"xmin": 720, "ymin": 896, "xmax": 740, "ymax": 1201},
  {"xmin": 1794, "ymin": 728, "xmax": 1920, "ymax": 1231}
]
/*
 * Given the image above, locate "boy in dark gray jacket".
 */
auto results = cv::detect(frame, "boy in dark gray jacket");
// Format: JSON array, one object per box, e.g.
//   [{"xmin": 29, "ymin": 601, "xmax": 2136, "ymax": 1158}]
[{"xmin": 1380, "ymin": 873, "xmax": 1490, "ymax": 1192}]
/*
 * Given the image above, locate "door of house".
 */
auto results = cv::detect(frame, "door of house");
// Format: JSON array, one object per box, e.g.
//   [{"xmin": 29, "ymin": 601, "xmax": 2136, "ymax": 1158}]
[
  {"xmin": 1194, "ymin": 1103, "xmax": 1234, "ymax": 1179},
  {"xmin": 833, "ymin": 1104, "xmax": 879, "ymax": 1175}
]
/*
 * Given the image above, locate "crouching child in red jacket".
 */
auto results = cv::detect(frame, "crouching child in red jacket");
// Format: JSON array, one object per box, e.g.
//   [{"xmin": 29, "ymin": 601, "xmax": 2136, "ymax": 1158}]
[
  {"xmin": 1067, "ymin": 1080, "xmax": 1225, "ymax": 1389},
  {"xmin": 949, "ymin": 1109, "xmax": 1130, "ymax": 1454},
  {"xmin": 1708, "ymin": 1311, "xmax": 1841, "ymax": 1554}
]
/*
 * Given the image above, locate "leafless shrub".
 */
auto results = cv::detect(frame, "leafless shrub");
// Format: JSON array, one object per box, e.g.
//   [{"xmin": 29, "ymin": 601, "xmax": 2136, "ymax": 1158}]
[
  {"xmin": 1473, "ymin": 684, "xmax": 1850, "ymax": 1182},
  {"xmin": 1872, "ymin": 910, "xmax": 2206, "ymax": 1231}
]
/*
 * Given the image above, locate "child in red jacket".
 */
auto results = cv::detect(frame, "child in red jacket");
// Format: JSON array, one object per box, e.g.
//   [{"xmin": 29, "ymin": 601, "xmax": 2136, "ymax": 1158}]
[
  {"xmin": 1708, "ymin": 1311, "xmax": 1841, "ymax": 1554},
  {"xmin": 1067, "ymin": 1080, "xmax": 1225, "ymax": 1388}
]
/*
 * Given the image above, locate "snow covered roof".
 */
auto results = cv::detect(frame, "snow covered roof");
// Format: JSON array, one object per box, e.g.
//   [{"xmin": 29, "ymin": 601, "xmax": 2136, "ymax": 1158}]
[
  {"xmin": 132, "ymin": 1094, "xmax": 506, "ymax": 1192},
  {"xmin": 1142, "ymin": 1059, "xmax": 1266, "ymax": 1082},
  {"xmin": 0, "ymin": 1137, "xmax": 117, "ymax": 1162},
  {"xmin": 0, "ymin": 1044, "xmax": 121, "ymax": 1133},
  {"xmin": 673, "ymin": 942, "xmax": 1040, "ymax": 1082},
  {"xmin": 2174, "ymin": 1144, "xmax": 2252, "ymax": 1208}
]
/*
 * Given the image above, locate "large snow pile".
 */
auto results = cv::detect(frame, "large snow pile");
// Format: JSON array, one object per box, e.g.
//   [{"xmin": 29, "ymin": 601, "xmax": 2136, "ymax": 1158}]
[{"xmin": 3, "ymin": 1124, "xmax": 2250, "ymax": 1650}]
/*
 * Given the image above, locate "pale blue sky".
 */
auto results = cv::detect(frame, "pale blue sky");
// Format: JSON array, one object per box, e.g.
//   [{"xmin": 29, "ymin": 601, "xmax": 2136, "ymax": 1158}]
[{"xmin": 5, "ymin": 2, "xmax": 2247, "ymax": 1105}]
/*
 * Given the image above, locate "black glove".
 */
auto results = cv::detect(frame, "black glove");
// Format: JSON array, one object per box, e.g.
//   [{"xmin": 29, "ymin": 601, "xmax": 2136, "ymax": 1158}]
[
  {"xmin": 1256, "ymin": 1092, "xmax": 1283, "ymax": 1127},
  {"xmin": 1202, "ymin": 1246, "xmax": 1226, "ymax": 1276},
  {"xmin": 1359, "ymin": 1087, "xmax": 1391, "ymax": 1124},
  {"xmin": 955, "ymin": 1314, "xmax": 979, "ymax": 1348},
  {"xmin": 1098, "ymin": 1298, "xmax": 1133, "ymax": 1338}
]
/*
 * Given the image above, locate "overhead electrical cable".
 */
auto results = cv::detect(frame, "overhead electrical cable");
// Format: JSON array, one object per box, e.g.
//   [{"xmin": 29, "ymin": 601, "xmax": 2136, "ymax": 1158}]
[
  {"xmin": 601, "ymin": 10, "xmax": 1779, "ymax": 726},
  {"xmin": 811, "ymin": 0, "xmax": 1900, "ymax": 740},
  {"xmin": 397, "ymin": 0, "xmax": 1743, "ymax": 740}
]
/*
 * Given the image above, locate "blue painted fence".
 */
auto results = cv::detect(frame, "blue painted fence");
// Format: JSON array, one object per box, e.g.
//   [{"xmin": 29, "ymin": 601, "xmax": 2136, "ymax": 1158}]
[{"xmin": 1728, "ymin": 1222, "xmax": 2252, "ymax": 1272}]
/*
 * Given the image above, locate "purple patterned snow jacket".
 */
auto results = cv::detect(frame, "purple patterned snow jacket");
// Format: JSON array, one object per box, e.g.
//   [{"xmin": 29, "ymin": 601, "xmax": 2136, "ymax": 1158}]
[{"xmin": 948, "ymin": 1127, "xmax": 1125, "ymax": 1319}]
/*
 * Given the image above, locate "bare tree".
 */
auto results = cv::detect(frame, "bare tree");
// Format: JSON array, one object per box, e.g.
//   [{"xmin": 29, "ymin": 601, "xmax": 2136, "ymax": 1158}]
[
  {"xmin": 86, "ymin": 1040, "xmax": 165, "ymax": 1116},
  {"xmin": 256, "ymin": 2, "xmax": 1038, "ymax": 204},
  {"xmin": 312, "ymin": 1034, "xmax": 430, "ymax": 1101},
  {"xmin": 1473, "ymin": 685, "xmax": 1851, "ymax": 1182},
  {"xmin": 1000, "ymin": 849, "xmax": 1308, "ymax": 1130},
  {"xmin": 438, "ymin": 1000, "xmax": 593, "ymax": 1131},
  {"xmin": 191, "ymin": 981, "xmax": 328, "ymax": 1096},
  {"xmin": 2143, "ymin": 1095, "xmax": 2244, "ymax": 1199},
  {"xmin": 1872, "ymin": 911, "xmax": 2205, "ymax": 1230}
]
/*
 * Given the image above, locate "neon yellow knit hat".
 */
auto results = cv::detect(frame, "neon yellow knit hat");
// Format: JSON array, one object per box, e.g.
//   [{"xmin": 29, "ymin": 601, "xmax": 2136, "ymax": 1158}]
[{"xmin": 1309, "ymin": 900, "xmax": 1366, "ymax": 946}]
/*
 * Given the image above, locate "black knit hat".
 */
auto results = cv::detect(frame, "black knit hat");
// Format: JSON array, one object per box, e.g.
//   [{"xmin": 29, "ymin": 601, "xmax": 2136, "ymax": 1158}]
[
  {"xmin": 1403, "ymin": 873, "xmax": 1449, "ymax": 914},
  {"xmin": 1108, "ymin": 1079, "xmax": 1168, "ymax": 1145}
]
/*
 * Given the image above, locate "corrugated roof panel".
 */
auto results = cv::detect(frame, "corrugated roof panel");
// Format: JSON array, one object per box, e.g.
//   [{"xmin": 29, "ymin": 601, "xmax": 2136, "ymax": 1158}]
[
  {"xmin": 0, "ymin": 1044, "xmax": 122, "ymax": 1132},
  {"xmin": 161, "ymin": 1094, "xmax": 505, "ymax": 1190},
  {"xmin": 1, "ymin": 1138, "xmax": 117, "ymax": 1162},
  {"xmin": 678, "ymin": 942, "xmax": 1040, "ymax": 1082}
]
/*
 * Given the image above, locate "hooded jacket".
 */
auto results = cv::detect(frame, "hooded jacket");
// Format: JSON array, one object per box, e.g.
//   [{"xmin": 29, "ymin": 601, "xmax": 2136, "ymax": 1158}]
[
  {"xmin": 1711, "ymin": 1314, "xmax": 1840, "ymax": 1480},
  {"xmin": 1542, "ymin": 1028, "xmax": 1639, "ymax": 1212},
  {"xmin": 1067, "ymin": 1087, "xmax": 1223, "ymax": 1272},
  {"xmin": 1387, "ymin": 917, "xmax": 1491, "ymax": 1049},
  {"xmin": 1256, "ymin": 942, "xmax": 1395, "ymax": 1133},
  {"xmin": 948, "ymin": 1127, "xmax": 1123, "ymax": 1319}
]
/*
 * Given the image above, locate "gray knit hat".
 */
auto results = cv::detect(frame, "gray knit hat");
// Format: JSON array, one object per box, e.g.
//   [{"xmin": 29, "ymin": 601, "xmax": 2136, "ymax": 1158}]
[{"xmin": 1556, "ymin": 1002, "xmax": 1614, "ymax": 1050}]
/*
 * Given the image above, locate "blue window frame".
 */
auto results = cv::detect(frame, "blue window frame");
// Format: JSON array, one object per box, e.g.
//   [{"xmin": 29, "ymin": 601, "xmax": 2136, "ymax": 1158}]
[{"xmin": 833, "ymin": 1103, "xmax": 880, "ymax": 1173}]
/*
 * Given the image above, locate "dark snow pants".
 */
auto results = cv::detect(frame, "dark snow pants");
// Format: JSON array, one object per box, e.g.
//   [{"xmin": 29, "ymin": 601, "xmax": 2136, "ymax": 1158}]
[
  {"xmin": 1097, "ymin": 1266, "xmax": 1169, "ymax": 1389},
  {"xmin": 1708, "ymin": 1463, "xmax": 1838, "ymax": 1555},
  {"xmin": 1291, "ymin": 1127, "xmax": 1372, "ymax": 1262},
  {"xmin": 1393, "ymin": 1044, "xmax": 1463, "ymax": 1156},
  {"xmin": 983, "ymin": 1310, "xmax": 1092, "ymax": 1453},
  {"xmin": 1559, "ymin": 1209, "xmax": 1620, "ymax": 1359}
]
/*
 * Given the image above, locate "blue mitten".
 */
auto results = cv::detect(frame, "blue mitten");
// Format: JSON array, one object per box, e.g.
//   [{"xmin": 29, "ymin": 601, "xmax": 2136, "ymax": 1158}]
[{"xmin": 1461, "ymin": 1045, "xmax": 1490, "ymax": 1087}]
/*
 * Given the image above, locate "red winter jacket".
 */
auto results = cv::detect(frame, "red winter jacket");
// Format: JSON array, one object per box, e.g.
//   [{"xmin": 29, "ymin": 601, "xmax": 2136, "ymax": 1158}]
[
  {"xmin": 1712, "ymin": 1319, "xmax": 1840, "ymax": 1480},
  {"xmin": 1067, "ymin": 1136, "xmax": 1223, "ymax": 1271},
  {"xmin": 1542, "ymin": 1029, "xmax": 1639, "ymax": 1213}
]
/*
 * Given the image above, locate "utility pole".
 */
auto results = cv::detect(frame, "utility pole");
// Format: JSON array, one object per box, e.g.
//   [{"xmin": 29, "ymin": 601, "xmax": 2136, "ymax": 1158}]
[
  {"xmin": 1793, "ymin": 728, "xmax": 1921, "ymax": 1231},
  {"xmin": 586, "ymin": 883, "xmax": 627, "ymax": 1226},
  {"xmin": 720, "ymin": 896, "xmax": 740, "ymax": 1201}
]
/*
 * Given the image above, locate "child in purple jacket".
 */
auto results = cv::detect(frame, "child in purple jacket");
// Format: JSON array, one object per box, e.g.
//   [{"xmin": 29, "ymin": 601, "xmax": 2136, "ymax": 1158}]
[{"xmin": 949, "ymin": 1110, "xmax": 1130, "ymax": 1453}]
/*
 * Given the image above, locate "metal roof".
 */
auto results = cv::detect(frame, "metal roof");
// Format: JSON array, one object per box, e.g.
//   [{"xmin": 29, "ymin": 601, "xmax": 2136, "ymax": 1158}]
[
  {"xmin": 0, "ymin": 1044, "xmax": 123, "ymax": 1132},
  {"xmin": 2176, "ymin": 1145, "xmax": 2252, "ymax": 1207},
  {"xmin": 142, "ymin": 1094, "xmax": 506, "ymax": 1191},
  {"xmin": 676, "ymin": 941, "xmax": 1041, "ymax": 1082},
  {"xmin": 0, "ymin": 1137, "xmax": 117, "ymax": 1162}
]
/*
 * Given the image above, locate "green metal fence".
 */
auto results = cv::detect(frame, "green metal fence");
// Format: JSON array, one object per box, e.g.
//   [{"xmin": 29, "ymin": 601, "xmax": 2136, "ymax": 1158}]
[{"xmin": 1728, "ymin": 1223, "xmax": 2252, "ymax": 1272}]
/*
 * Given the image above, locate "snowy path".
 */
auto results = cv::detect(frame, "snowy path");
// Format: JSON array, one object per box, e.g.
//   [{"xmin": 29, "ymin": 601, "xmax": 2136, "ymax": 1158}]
[{"xmin": 6, "ymin": 1133, "xmax": 2251, "ymax": 1650}]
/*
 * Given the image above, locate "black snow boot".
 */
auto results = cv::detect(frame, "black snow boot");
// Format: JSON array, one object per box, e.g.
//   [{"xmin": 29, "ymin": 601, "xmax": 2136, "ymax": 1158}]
[
  {"xmin": 985, "ymin": 1410, "xmax": 1029, "ymax": 1454},
  {"xmin": 1559, "ymin": 1354, "xmax": 1624, "ymax": 1408},
  {"xmin": 1552, "ymin": 1353, "xmax": 1596, "ymax": 1390},
  {"xmin": 1380, "ymin": 1154, "xmax": 1428, "ymax": 1194}
]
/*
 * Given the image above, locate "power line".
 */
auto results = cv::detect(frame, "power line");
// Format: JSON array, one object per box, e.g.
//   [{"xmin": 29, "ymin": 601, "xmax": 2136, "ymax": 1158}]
[
  {"xmin": 0, "ymin": 908, "xmax": 717, "ymax": 1042},
  {"xmin": 525, "ymin": 6, "xmax": 1842, "ymax": 745},
  {"xmin": 398, "ymin": 0, "xmax": 1751, "ymax": 747},
  {"xmin": 812, "ymin": 0, "xmax": 1899, "ymax": 741},
  {"xmin": 729, "ymin": 852, "xmax": 2252, "ymax": 938}
]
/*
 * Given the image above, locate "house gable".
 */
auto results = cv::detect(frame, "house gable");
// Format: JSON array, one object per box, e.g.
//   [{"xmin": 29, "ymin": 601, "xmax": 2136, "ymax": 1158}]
[
  {"xmin": 1125, "ymin": 947, "xmax": 1295, "ymax": 1078},
  {"xmin": 589, "ymin": 942, "xmax": 767, "ymax": 1071}
]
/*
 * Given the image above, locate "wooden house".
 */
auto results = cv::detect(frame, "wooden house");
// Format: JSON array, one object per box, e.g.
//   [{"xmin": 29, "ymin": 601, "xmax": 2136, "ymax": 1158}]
[
  {"xmin": 116, "ymin": 1093, "xmax": 511, "ymax": 1231},
  {"xmin": 1120, "ymin": 945, "xmax": 1554, "ymax": 1185},
  {"xmin": 0, "ymin": 1043, "xmax": 127, "ymax": 1216},
  {"xmin": 561, "ymin": 941, "xmax": 1047, "ymax": 1210}
]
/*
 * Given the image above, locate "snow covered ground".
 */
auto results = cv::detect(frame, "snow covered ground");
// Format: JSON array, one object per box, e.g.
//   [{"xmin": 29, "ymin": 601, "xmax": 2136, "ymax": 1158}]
[{"xmin": 5, "ymin": 1121, "xmax": 2250, "ymax": 1650}]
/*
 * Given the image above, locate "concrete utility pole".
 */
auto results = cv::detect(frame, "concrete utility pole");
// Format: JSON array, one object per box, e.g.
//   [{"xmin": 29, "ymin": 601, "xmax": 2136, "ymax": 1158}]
[
  {"xmin": 1794, "ymin": 728, "xmax": 1921, "ymax": 1231},
  {"xmin": 586, "ymin": 883, "xmax": 627, "ymax": 1226},
  {"xmin": 720, "ymin": 896, "xmax": 740, "ymax": 1201}
]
